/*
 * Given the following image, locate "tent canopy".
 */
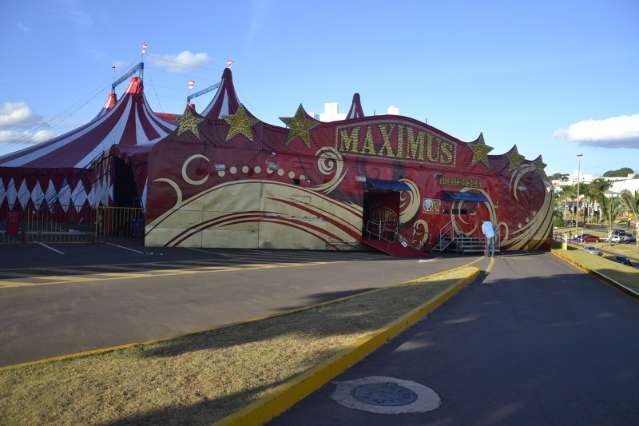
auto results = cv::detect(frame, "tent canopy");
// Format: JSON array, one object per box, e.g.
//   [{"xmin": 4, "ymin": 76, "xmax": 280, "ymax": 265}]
[
  {"xmin": 442, "ymin": 191, "xmax": 488, "ymax": 203},
  {"xmin": 366, "ymin": 179, "xmax": 411, "ymax": 192},
  {"xmin": 0, "ymin": 77, "xmax": 176, "ymax": 169}
]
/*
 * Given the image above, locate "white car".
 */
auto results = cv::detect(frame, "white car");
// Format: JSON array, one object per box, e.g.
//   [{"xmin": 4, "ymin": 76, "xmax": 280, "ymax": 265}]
[{"xmin": 584, "ymin": 246, "xmax": 602, "ymax": 256}]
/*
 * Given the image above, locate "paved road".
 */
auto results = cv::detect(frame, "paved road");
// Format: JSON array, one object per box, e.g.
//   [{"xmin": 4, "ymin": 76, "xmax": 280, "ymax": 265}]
[
  {"xmin": 0, "ymin": 243, "xmax": 479, "ymax": 366},
  {"xmin": 272, "ymin": 252, "xmax": 639, "ymax": 426}
]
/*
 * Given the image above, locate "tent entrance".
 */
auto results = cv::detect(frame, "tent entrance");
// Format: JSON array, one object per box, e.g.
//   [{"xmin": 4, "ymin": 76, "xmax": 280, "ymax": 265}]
[
  {"xmin": 363, "ymin": 190, "xmax": 400, "ymax": 242},
  {"xmin": 361, "ymin": 179, "xmax": 425, "ymax": 257},
  {"xmin": 112, "ymin": 157, "xmax": 140, "ymax": 208}
]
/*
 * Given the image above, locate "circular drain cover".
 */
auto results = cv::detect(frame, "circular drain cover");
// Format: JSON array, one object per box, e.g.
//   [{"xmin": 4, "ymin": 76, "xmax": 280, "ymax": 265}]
[
  {"xmin": 351, "ymin": 382, "xmax": 418, "ymax": 406},
  {"xmin": 331, "ymin": 376, "xmax": 441, "ymax": 414}
]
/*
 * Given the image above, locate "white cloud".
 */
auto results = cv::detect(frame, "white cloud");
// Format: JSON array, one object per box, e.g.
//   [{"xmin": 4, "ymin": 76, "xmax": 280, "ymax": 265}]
[
  {"xmin": 0, "ymin": 102, "xmax": 42, "ymax": 128},
  {"xmin": 553, "ymin": 114, "xmax": 639, "ymax": 149},
  {"xmin": 0, "ymin": 102, "xmax": 53, "ymax": 145},
  {"xmin": 387, "ymin": 105, "xmax": 400, "ymax": 115},
  {"xmin": 149, "ymin": 51, "xmax": 210, "ymax": 73},
  {"xmin": 0, "ymin": 129, "xmax": 55, "ymax": 145}
]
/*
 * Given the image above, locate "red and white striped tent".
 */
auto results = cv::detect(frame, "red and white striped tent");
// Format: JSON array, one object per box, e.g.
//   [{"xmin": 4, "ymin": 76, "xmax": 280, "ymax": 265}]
[
  {"xmin": 202, "ymin": 68, "xmax": 240, "ymax": 120},
  {"xmin": 0, "ymin": 76, "xmax": 176, "ymax": 216}
]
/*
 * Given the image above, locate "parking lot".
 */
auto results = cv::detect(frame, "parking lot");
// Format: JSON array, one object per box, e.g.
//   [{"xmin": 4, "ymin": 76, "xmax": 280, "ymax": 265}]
[{"xmin": 0, "ymin": 242, "xmax": 480, "ymax": 366}]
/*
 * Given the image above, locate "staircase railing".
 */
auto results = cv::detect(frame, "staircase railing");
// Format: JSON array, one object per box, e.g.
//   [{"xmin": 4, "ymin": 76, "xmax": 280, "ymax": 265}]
[
  {"xmin": 365, "ymin": 219, "xmax": 398, "ymax": 243},
  {"xmin": 434, "ymin": 220, "xmax": 455, "ymax": 252}
]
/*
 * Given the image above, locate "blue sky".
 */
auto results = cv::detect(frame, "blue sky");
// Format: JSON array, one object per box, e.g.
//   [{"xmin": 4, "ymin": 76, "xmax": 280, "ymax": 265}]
[{"xmin": 1, "ymin": 0, "xmax": 638, "ymax": 176}]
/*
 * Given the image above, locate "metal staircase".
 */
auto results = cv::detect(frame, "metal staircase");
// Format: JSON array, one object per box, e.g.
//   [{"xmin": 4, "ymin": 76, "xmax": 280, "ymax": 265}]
[{"xmin": 432, "ymin": 220, "xmax": 501, "ymax": 254}]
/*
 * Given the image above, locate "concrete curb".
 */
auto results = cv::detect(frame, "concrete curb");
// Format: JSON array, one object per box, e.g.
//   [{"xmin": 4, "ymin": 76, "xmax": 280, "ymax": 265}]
[
  {"xmin": 0, "ymin": 257, "xmax": 482, "ymax": 372},
  {"xmin": 552, "ymin": 250, "xmax": 639, "ymax": 300},
  {"xmin": 214, "ymin": 266, "xmax": 481, "ymax": 426}
]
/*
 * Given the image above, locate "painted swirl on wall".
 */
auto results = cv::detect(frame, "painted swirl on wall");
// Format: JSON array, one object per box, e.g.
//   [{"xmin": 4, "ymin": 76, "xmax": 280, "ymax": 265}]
[
  {"xmin": 311, "ymin": 147, "xmax": 346, "ymax": 194},
  {"xmin": 399, "ymin": 178, "xmax": 420, "ymax": 224},
  {"xmin": 501, "ymin": 165, "xmax": 553, "ymax": 250},
  {"xmin": 181, "ymin": 154, "xmax": 210, "ymax": 186}
]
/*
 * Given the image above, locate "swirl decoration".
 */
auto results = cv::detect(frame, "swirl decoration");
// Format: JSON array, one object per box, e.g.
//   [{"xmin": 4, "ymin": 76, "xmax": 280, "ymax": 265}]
[
  {"xmin": 410, "ymin": 219, "xmax": 429, "ymax": 248},
  {"xmin": 449, "ymin": 187, "xmax": 496, "ymax": 237},
  {"xmin": 152, "ymin": 178, "xmax": 183, "ymax": 209},
  {"xmin": 500, "ymin": 165, "xmax": 553, "ymax": 250},
  {"xmin": 399, "ymin": 178, "xmax": 420, "ymax": 224},
  {"xmin": 509, "ymin": 163, "xmax": 536, "ymax": 202},
  {"xmin": 311, "ymin": 147, "xmax": 347, "ymax": 194},
  {"xmin": 181, "ymin": 154, "xmax": 210, "ymax": 186}
]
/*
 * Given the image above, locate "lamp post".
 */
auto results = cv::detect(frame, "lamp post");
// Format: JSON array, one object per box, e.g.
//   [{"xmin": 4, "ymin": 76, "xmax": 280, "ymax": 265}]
[{"xmin": 576, "ymin": 154, "xmax": 583, "ymax": 235}]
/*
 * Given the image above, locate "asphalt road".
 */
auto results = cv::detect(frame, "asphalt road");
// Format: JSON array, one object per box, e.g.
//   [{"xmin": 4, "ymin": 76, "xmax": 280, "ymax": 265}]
[
  {"xmin": 272, "ymin": 252, "xmax": 639, "ymax": 426},
  {"xmin": 0, "ymin": 243, "xmax": 479, "ymax": 366}
]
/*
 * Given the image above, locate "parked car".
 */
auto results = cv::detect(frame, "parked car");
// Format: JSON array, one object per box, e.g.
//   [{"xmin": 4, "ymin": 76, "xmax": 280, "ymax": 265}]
[
  {"xmin": 573, "ymin": 234, "xmax": 601, "ymax": 243},
  {"xmin": 613, "ymin": 256, "xmax": 633, "ymax": 266},
  {"xmin": 584, "ymin": 246, "xmax": 602, "ymax": 256},
  {"xmin": 609, "ymin": 230, "xmax": 636, "ymax": 243}
]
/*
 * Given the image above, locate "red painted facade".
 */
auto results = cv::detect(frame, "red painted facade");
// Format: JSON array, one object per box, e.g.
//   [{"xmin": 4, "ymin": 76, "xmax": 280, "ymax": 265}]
[{"xmin": 144, "ymin": 69, "xmax": 553, "ymax": 253}]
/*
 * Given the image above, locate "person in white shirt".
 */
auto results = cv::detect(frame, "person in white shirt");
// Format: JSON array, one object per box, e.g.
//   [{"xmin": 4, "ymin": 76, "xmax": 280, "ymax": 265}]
[{"xmin": 481, "ymin": 220, "xmax": 496, "ymax": 257}]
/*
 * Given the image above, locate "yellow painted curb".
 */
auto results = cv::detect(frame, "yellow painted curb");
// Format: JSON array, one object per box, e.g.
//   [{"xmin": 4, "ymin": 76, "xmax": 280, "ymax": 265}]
[
  {"xmin": 0, "ymin": 257, "xmax": 481, "ymax": 372},
  {"xmin": 551, "ymin": 250, "xmax": 639, "ymax": 300},
  {"xmin": 214, "ymin": 266, "xmax": 481, "ymax": 426}
]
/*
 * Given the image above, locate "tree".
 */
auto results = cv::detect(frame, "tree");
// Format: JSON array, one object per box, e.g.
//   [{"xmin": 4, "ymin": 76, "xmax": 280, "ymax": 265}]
[
  {"xmin": 598, "ymin": 195, "xmax": 623, "ymax": 242},
  {"xmin": 603, "ymin": 167, "xmax": 634, "ymax": 177},
  {"xmin": 621, "ymin": 190, "xmax": 639, "ymax": 247},
  {"xmin": 549, "ymin": 172, "xmax": 570, "ymax": 181}
]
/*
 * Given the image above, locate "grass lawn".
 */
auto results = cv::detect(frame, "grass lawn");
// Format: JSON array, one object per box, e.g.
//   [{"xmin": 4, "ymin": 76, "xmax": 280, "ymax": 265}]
[
  {"xmin": 0, "ymin": 267, "xmax": 475, "ymax": 425},
  {"xmin": 591, "ymin": 242, "xmax": 639, "ymax": 263},
  {"xmin": 553, "ymin": 247, "xmax": 639, "ymax": 293}
]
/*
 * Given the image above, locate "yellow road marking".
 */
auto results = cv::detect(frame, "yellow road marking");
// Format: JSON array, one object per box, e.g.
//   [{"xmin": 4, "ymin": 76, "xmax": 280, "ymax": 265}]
[
  {"xmin": 0, "ymin": 281, "xmax": 36, "ymax": 288},
  {"xmin": 487, "ymin": 256, "xmax": 495, "ymax": 273},
  {"xmin": 0, "ymin": 261, "xmax": 340, "ymax": 289}
]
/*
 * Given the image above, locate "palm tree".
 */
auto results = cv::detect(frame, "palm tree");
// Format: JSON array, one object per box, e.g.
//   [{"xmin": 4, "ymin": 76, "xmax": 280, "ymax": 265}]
[
  {"xmin": 598, "ymin": 194, "xmax": 623, "ymax": 243},
  {"xmin": 621, "ymin": 190, "xmax": 639, "ymax": 247},
  {"xmin": 556, "ymin": 185, "xmax": 577, "ymax": 223},
  {"xmin": 587, "ymin": 178, "xmax": 611, "ymax": 224}
]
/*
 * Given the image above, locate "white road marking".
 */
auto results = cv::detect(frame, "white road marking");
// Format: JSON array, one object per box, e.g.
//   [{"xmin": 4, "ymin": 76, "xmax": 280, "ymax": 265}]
[
  {"xmin": 104, "ymin": 242, "xmax": 145, "ymax": 255},
  {"xmin": 418, "ymin": 259, "xmax": 435, "ymax": 263},
  {"xmin": 35, "ymin": 242, "xmax": 64, "ymax": 255}
]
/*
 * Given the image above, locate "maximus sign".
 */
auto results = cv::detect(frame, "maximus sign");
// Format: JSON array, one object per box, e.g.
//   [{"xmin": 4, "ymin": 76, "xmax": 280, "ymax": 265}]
[{"xmin": 336, "ymin": 121, "xmax": 456, "ymax": 166}]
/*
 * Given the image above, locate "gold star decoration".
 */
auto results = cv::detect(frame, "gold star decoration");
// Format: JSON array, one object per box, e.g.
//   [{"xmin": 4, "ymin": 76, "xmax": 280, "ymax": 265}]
[
  {"xmin": 507, "ymin": 145, "xmax": 525, "ymax": 172},
  {"xmin": 224, "ymin": 104, "xmax": 258, "ymax": 142},
  {"xmin": 176, "ymin": 107, "xmax": 204, "ymax": 139},
  {"xmin": 280, "ymin": 104, "xmax": 318, "ymax": 148},
  {"xmin": 468, "ymin": 132, "xmax": 493, "ymax": 167},
  {"xmin": 533, "ymin": 155, "xmax": 547, "ymax": 176}
]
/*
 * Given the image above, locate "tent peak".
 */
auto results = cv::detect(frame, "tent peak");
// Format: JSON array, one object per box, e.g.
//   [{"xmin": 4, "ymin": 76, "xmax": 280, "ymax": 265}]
[{"xmin": 346, "ymin": 92, "xmax": 365, "ymax": 119}]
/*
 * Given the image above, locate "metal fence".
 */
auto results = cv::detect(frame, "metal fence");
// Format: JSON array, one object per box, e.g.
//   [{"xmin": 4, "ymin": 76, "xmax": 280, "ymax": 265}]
[
  {"xmin": 0, "ymin": 206, "xmax": 144, "ymax": 244},
  {"xmin": 95, "ymin": 206, "xmax": 144, "ymax": 240}
]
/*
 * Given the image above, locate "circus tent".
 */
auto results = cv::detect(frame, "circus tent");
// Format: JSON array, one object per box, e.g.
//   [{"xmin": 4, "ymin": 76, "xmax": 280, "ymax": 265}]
[
  {"xmin": 201, "ymin": 68, "xmax": 240, "ymax": 120},
  {"xmin": 0, "ymin": 75, "xmax": 176, "ymax": 216}
]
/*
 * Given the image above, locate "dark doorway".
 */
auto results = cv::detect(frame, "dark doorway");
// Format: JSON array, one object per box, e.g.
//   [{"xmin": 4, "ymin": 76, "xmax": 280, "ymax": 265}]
[
  {"xmin": 112, "ymin": 158, "xmax": 139, "ymax": 208},
  {"xmin": 363, "ymin": 190, "xmax": 400, "ymax": 241}
]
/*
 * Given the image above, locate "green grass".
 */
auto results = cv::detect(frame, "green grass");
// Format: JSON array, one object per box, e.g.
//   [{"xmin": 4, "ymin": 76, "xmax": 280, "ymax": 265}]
[
  {"xmin": 554, "ymin": 247, "xmax": 639, "ymax": 293},
  {"xmin": 0, "ymin": 267, "xmax": 475, "ymax": 425}
]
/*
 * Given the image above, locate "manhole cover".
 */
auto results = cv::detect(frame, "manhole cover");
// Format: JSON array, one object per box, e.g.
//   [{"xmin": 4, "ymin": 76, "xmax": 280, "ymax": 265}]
[
  {"xmin": 351, "ymin": 382, "xmax": 418, "ymax": 406},
  {"xmin": 331, "ymin": 376, "xmax": 441, "ymax": 414}
]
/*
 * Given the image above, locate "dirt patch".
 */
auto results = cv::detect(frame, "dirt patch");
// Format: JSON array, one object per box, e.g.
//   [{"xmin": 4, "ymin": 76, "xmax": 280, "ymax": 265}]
[{"xmin": 0, "ymin": 267, "xmax": 474, "ymax": 425}]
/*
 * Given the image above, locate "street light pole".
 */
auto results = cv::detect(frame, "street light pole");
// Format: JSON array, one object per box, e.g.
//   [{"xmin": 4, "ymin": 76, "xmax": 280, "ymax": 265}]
[{"xmin": 576, "ymin": 154, "xmax": 583, "ymax": 234}]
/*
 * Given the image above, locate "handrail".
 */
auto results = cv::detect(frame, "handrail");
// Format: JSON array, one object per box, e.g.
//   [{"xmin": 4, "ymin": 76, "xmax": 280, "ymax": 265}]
[
  {"xmin": 436, "ymin": 220, "xmax": 455, "ymax": 252},
  {"xmin": 365, "ymin": 219, "xmax": 399, "ymax": 243}
]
